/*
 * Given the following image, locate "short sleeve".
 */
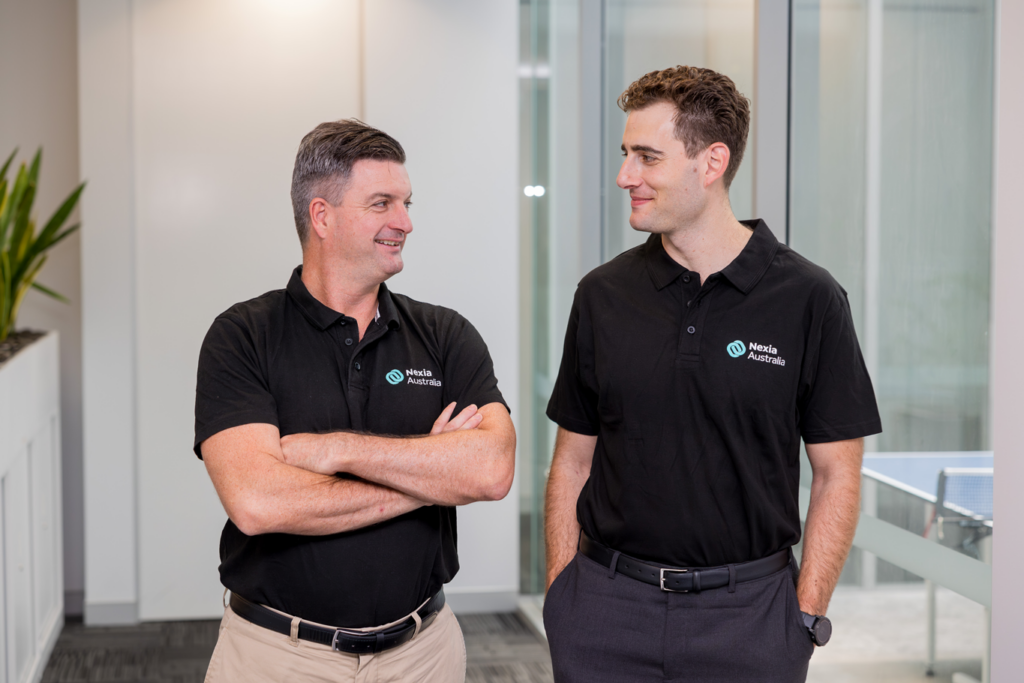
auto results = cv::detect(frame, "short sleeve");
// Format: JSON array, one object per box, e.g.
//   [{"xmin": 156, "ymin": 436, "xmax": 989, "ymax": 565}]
[
  {"xmin": 193, "ymin": 314, "xmax": 279, "ymax": 458},
  {"xmin": 546, "ymin": 289, "xmax": 600, "ymax": 436},
  {"xmin": 440, "ymin": 313, "xmax": 508, "ymax": 414},
  {"xmin": 798, "ymin": 292, "xmax": 882, "ymax": 444}
]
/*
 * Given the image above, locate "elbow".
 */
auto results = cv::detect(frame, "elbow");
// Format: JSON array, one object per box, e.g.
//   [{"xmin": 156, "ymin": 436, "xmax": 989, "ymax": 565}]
[
  {"xmin": 477, "ymin": 445, "xmax": 515, "ymax": 502},
  {"xmin": 228, "ymin": 498, "xmax": 278, "ymax": 536}
]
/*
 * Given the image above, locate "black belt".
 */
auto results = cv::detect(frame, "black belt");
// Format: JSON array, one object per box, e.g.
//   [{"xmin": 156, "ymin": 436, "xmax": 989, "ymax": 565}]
[
  {"xmin": 580, "ymin": 533, "xmax": 791, "ymax": 593},
  {"xmin": 229, "ymin": 589, "xmax": 445, "ymax": 655}
]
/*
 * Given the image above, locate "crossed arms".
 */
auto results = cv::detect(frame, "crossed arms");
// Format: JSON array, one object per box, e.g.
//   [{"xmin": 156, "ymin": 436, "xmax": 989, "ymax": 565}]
[
  {"xmin": 544, "ymin": 427, "xmax": 862, "ymax": 615},
  {"xmin": 202, "ymin": 402, "xmax": 515, "ymax": 537}
]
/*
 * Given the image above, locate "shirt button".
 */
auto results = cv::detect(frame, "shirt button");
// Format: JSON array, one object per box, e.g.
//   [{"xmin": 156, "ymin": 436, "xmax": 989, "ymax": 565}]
[
  {"xmin": 340, "ymin": 320, "xmax": 347, "ymax": 326},
  {"xmin": 687, "ymin": 300, "xmax": 692, "ymax": 307},
  {"xmin": 345, "ymin": 338, "xmax": 354, "ymax": 346},
  {"xmin": 683, "ymin": 275, "xmax": 691, "ymax": 283},
  {"xmin": 687, "ymin": 326, "xmax": 696, "ymax": 334},
  {"xmin": 354, "ymin": 362, "xmax": 361, "ymax": 371}
]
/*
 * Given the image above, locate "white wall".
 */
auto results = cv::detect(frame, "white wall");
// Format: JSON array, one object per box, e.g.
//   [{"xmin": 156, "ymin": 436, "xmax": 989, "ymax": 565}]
[
  {"xmin": 0, "ymin": 0, "xmax": 84, "ymax": 617},
  {"xmin": 365, "ymin": 0, "xmax": 520, "ymax": 611},
  {"xmin": 990, "ymin": 0, "xmax": 1024, "ymax": 678},
  {"xmin": 80, "ymin": 0, "xmax": 520, "ymax": 621}
]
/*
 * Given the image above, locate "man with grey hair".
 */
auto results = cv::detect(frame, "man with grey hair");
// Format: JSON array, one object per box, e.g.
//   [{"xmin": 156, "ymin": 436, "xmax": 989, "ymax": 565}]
[{"xmin": 194, "ymin": 119, "xmax": 515, "ymax": 682}]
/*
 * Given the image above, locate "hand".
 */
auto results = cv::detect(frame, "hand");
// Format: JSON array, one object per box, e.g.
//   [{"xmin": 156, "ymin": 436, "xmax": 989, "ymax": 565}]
[
  {"xmin": 430, "ymin": 402, "xmax": 483, "ymax": 435},
  {"xmin": 279, "ymin": 433, "xmax": 337, "ymax": 475}
]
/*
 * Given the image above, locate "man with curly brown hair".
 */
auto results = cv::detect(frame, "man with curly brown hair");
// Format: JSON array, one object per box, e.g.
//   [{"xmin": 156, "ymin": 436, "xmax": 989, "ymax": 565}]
[{"xmin": 542, "ymin": 66, "xmax": 881, "ymax": 682}]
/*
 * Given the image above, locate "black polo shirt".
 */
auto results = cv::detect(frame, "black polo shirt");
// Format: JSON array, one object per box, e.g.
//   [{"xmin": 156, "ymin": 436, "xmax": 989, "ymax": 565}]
[
  {"xmin": 547, "ymin": 220, "xmax": 881, "ymax": 568},
  {"xmin": 194, "ymin": 266, "xmax": 506, "ymax": 627}
]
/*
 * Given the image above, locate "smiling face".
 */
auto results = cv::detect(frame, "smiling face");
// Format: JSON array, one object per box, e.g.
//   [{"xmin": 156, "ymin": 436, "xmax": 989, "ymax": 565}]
[
  {"xmin": 616, "ymin": 101, "xmax": 710, "ymax": 235},
  {"xmin": 318, "ymin": 159, "xmax": 413, "ymax": 286}
]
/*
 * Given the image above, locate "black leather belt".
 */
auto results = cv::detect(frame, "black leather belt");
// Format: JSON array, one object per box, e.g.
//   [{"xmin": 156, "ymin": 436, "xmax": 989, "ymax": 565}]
[
  {"xmin": 580, "ymin": 533, "xmax": 791, "ymax": 593},
  {"xmin": 229, "ymin": 589, "xmax": 445, "ymax": 654}
]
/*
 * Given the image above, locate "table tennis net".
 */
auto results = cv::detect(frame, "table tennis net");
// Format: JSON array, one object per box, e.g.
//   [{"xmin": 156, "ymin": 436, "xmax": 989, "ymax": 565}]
[{"xmin": 936, "ymin": 468, "xmax": 993, "ymax": 520}]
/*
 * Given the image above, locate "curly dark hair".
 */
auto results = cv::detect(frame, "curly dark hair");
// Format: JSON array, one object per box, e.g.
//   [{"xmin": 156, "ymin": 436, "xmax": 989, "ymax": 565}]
[{"xmin": 618, "ymin": 66, "xmax": 750, "ymax": 189}]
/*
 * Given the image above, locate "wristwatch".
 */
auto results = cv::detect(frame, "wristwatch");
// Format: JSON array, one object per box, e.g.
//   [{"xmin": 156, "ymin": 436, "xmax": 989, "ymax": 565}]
[{"xmin": 801, "ymin": 612, "xmax": 832, "ymax": 646}]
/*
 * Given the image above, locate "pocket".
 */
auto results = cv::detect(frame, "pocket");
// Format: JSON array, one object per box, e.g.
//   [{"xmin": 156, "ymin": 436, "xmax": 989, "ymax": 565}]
[{"xmin": 542, "ymin": 556, "xmax": 576, "ymax": 625}]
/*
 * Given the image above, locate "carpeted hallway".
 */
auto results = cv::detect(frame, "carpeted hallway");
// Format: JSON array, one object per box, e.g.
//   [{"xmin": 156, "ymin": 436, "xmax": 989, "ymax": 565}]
[{"xmin": 41, "ymin": 612, "xmax": 553, "ymax": 683}]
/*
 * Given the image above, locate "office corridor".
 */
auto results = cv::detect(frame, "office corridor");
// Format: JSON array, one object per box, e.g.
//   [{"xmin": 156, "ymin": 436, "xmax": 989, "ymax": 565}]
[{"xmin": 40, "ymin": 613, "xmax": 554, "ymax": 683}]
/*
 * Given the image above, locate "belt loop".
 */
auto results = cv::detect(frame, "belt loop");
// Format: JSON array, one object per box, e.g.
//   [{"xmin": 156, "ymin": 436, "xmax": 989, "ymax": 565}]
[
  {"xmin": 289, "ymin": 617, "xmax": 300, "ymax": 646},
  {"xmin": 693, "ymin": 570, "xmax": 702, "ymax": 593},
  {"xmin": 728, "ymin": 565, "xmax": 737, "ymax": 593},
  {"xmin": 374, "ymin": 632, "xmax": 386, "ymax": 654},
  {"xmin": 410, "ymin": 610, "xmax": 423, "ymax": 640},
  {"xmin": 607, "ymin": 551, "xmax": 621, "ymax": 579}
]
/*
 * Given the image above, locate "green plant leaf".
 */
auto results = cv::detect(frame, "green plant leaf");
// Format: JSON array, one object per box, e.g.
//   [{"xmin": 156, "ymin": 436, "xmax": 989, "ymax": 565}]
[
  {"xmin": 0, "ymin": 162, "xmax": 29, "ymax": 249},
  {"xmin": 29, "ymin": 280, "xmax": 69, "ymax": 303},
  {"xmin": 0, "ymin": 148, "xmax": 16, "ymax": 185},
  {"xmin": 12, "ymin": 188, "xmax": 82, "ymax": 286},
  {"xmin": 0, "ymin": 148, "xmax": 83, "ymax": 338}
]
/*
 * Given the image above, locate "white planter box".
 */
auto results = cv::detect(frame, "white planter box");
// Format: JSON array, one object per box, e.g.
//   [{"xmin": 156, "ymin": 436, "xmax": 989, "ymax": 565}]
[{"xmin": 0, "ymin": 332, "xmax": 63, "ymax": 683}]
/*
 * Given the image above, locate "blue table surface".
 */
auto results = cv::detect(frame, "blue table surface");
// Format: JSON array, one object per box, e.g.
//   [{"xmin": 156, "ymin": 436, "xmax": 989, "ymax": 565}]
[{"xmin": 861, "ymin": 452, "xmax": 993, "ymax": 499}]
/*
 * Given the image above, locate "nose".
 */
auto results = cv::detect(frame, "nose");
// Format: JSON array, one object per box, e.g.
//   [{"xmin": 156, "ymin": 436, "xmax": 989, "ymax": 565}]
[
  {"xmin": 392, "ymin": 204, "xmax": 413, "ymax": 234},
  {"xmin": 617, "ymin": 157, "xmax": 638, "ymax": 190}
]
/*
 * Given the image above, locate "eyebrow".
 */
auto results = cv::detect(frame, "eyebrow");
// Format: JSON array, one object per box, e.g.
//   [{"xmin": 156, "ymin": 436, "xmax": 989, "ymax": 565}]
[
  {"xmin": 621, "ymin": 143, "xmax": 664, "ymax": 156},
  {"xmin": 367, "ymin": 192, "xmax": 413, "ymax": 202}
]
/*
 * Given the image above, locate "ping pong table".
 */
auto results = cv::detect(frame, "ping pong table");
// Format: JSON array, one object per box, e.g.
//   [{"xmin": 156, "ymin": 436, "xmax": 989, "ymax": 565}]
[{"xmin": 860, "ymin": 452, "xmax": 993, "ymax": 682}]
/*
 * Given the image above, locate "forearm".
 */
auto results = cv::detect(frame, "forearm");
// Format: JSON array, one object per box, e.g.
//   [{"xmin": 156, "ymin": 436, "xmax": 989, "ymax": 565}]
[
  {"xmin": 333, "ymin": 428, "xmax": 511, "ymax": 505},
  {"xmin": 202, "ymin": 424, "xmax": 424, "ymax": 536},
  {"xmin": 544, "ymin": 428, "xmax": 596, "ymax": 591},
  {"xmin": 234, "ymin": 460, "xmax": 425, "ymax": 536},
  {"xmin": 797, "ymin": 443, "xmax": 863, "ymax": 614},
  {"xmin": 283, "ymin": 404, "xmax": 515, "ymax": 507}
]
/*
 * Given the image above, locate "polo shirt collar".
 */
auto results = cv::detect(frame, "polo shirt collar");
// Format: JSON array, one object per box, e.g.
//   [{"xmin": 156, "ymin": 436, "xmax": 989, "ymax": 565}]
[
  {"xmin": 720, "ymin": 219, "xmax": 780, "ymax": 294},
  {"xmin": 286, "ymin": 266, "xmax": 401, "ymax": 330},
  {"xmin": 643, "ymin": 219, "xmax": 779, "ymax": 294},
  {"xmin": 644, "ymin": 233, "xmax": 688, "ymax": 291}
]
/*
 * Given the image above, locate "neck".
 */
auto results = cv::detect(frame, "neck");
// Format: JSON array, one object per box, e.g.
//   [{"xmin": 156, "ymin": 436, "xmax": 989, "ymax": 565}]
[
  {"xmin": 301, "ymin": 256, "xmax": 380, "ymax": 339},
  {"xmin": 659, "ymin": 195, "xmax": 752, "ymax": 284}
]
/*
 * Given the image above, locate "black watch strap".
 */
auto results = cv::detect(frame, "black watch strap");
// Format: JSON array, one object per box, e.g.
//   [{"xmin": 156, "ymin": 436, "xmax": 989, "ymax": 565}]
[{"xmin": 801, "ymin": 612, "xmax": 832, "ymax": 646}]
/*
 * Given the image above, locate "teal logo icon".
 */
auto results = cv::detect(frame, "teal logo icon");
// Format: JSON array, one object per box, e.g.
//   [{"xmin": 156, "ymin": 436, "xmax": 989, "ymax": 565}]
[
  {"xmin": 727, "ymin": 340, "xmax": 746, "ymax": 358},
  {"xmin": 386, "ymin": 369, "xmax": 404, "ymax": 385}
]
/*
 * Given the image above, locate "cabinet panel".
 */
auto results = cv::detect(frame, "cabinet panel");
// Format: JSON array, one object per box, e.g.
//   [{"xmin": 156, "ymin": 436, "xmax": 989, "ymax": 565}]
[
  {"xmin": 4, "ymin": 452, "xmax": 35, "ymax": 683},
  {"xmin": 31, "ymin": 422, "xmax": 58, "ymax": 642}
]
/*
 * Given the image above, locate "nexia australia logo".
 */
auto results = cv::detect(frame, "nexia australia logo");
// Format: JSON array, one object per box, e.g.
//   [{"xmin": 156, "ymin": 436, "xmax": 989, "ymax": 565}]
[
  {"xmin": 736, "ymin": 341, "xmax": 787, "ymax": 367},
  {"xmin": 386, "ymin": 369, "xmax": 404, "ymax": 385}
]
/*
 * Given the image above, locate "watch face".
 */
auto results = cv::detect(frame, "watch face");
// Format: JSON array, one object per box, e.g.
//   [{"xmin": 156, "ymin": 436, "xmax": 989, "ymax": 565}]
[{"xmin": 813, "ymin": 616, "xmax": 832, "ymax": 646}]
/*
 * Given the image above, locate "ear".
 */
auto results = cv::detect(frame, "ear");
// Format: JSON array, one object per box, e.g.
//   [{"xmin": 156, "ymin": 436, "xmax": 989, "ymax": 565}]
[
  {"xmin": 703, "ymin": 142, "xmax": 732, "ymax": 189},
  {"xmin": 308, "ymin": 197, "xmax": 332, "ymax": 241}
]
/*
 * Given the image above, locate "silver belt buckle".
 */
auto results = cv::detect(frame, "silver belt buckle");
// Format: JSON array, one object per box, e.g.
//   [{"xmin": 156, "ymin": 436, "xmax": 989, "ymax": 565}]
[
  {"xmin": 660, "ymin": 567, "xmax": 689, "ymax": 592},
  {"xmin": 330, "ymin": 626, "xmax": 368, "ymax": 651}
]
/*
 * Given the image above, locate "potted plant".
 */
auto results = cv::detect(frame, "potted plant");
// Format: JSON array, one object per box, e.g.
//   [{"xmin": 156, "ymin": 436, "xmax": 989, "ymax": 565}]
[
  {"xmin": 0, "ymin": 148, "xmax": 83, "ymax": 362},
  {"xmin": 0, "ymin": 147, "xmax": 83, "ymax": 683}
]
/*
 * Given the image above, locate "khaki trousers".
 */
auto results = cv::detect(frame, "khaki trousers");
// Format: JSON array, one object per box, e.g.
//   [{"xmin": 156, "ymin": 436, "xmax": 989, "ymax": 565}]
[{"xmin": 205, "ymin": 602, "xmax": 466, "ymax": 683}]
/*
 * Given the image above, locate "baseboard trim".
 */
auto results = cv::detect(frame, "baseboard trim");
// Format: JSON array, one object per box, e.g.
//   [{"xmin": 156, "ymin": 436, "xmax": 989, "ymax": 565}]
[
  {"xmin": 85, "ymin": 600, "xmax": 138, "ymax": 625},
  {"xmin": 64, "ymin": 589, "xmax": 84, "ymax": 617},
  {"xmin": 444, "ymin": 588, "xmax": 518, "ymax": 614}
]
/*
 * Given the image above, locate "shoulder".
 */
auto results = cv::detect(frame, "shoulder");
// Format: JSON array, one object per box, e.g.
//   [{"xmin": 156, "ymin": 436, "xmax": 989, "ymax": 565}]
[
  {"xmin": 388, "ymin": 291, "xmax": 482, "ymax": 344},
  {"xmin": 771, "ymin": 244, "xmax": 848, "ymax": 315},
  {"xmin": 576, "ymin": 241, "xmax": 648, "ymax": 295},
  {"xmin": 204, "ymin": 289, "xmax": 288, "ymax": 344}
]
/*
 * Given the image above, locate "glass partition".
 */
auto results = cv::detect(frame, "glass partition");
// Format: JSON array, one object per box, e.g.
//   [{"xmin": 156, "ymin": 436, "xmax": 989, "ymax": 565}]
[
  {"xmin": 789, "ymin": 0, "xmax": 995, "ymax": 679},
  {"xmin": 519, "ymin": 0, "xmax": 757, "ymax": 596}
]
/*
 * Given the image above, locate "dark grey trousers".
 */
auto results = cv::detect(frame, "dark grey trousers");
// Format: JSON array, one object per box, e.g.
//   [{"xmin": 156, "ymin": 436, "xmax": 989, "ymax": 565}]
[{"xmin": 543, "ymin": 551, "xmax": 814, "ymax": 683}]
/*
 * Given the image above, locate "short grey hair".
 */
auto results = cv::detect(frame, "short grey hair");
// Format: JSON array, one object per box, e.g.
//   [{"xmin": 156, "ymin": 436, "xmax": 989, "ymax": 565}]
[{"xmin": 290, "ymin": 119, "xmax": 407, "ymax": 244}]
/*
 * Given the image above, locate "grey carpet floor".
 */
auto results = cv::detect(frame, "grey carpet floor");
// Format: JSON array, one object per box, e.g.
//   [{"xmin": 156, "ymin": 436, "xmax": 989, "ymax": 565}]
[{"xmin": 41, "ymin": 613, "xmax": 553, "ymax": 683}]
